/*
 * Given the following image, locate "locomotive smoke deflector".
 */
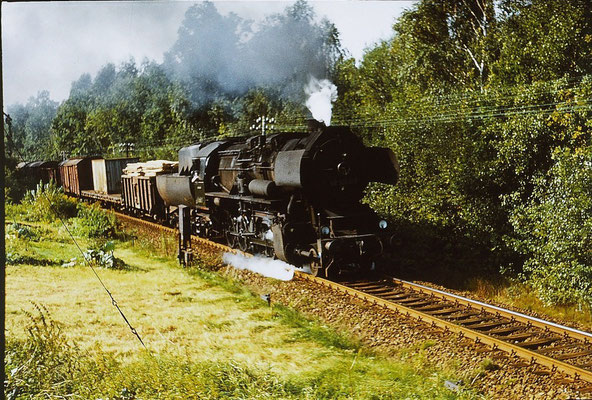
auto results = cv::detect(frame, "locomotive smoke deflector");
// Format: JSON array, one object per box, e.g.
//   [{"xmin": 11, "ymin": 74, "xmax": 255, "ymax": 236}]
[
  {"xmin": 271, "ymin": 119, "xmax": 324, "ymax": 189},
  {"xmin": 363, "ymin": 147, "xmax": 399, "ymax": 185},
  {"xmin": 273, "ymin": 149, "xmax": 306, "ymax": 188}
]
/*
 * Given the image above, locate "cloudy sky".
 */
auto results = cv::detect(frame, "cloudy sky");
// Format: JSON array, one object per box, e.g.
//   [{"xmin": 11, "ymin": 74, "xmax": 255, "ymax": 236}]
[{"xmin": 2, "ymin": 1, "xmax": 415, "ymax": 106}]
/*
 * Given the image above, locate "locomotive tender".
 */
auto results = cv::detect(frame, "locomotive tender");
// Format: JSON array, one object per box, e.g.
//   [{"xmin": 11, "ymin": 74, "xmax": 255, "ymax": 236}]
[{"xmin": 156, "ymin": 121, "xmax": 399, "ymax": 276}]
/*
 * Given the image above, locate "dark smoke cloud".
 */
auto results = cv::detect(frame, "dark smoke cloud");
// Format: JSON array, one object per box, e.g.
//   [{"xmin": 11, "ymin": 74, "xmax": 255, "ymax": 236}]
[{"xmin": 163, "ymin": 1, "xmax": 341, "ymax": 106}]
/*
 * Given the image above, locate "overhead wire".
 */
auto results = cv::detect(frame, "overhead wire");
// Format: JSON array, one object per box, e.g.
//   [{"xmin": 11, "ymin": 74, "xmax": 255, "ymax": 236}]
[
  {"xmin": 273, "ymin": 94, "xmax": 591, "ymax": 131},
  {"xmin": 275, "ymin": 76, "xmax": 591, "ymax": 128}
]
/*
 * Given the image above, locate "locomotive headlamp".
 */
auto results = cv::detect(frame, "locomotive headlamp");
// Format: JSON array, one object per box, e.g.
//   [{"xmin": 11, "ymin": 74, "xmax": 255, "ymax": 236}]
[
  {"xmin": 337, "ymin": 162, "xmax": 351, "ymax": 176},
  {"xmin": 378, "ymin": 220, "xmax": 388, "ymax": 229},
  {"xmin": 321, "ymin": 226, "xmax": 330, "ymax": 236}
]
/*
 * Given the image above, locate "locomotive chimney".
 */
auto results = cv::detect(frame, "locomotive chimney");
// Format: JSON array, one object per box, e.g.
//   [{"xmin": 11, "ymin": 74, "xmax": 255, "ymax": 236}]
[{"xmin": 307, "ymin": 118, "xmax": 325, "ymax": 133}]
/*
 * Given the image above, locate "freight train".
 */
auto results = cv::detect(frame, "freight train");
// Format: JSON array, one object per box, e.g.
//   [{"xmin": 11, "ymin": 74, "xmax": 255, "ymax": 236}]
[{"xmin": 18, "ymin": 121, "xmax": 399, "ymax": 277}]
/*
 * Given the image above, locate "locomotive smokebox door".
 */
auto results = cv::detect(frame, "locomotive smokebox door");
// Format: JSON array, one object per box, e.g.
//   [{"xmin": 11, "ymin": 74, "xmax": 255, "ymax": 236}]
[{"xmin": 178, "ymin": 205, "xmax": 193, "ymax": 266}]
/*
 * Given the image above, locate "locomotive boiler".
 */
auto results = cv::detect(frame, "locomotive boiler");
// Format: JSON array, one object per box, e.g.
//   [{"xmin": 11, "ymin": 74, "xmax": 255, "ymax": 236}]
[{"xmin": 156, "ymin": 121, "xmax": 399, "ymax": 276}]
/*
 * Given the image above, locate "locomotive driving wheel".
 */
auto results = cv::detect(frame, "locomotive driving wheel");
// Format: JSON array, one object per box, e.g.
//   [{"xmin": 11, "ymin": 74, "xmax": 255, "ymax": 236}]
[
  {"xmin": 237, "ymin": 234, "xmax": 249, "ymax": 252},
  {"xmin": 264, "ymin": 245, "xmax": 275, "ymax": 258},
  {"xmin": 236, "ymin": 216, "xmax": 250, "ymax": 252},
  {"xmin": 222, "ymin": 212, "xmax": 237, "ymax": 248},
  {"xmin": 225, "ymin": 230, "xmax": 237, "ymax": 248},
  {"xmin": 308, "ymin": 260, "xmax": 321, "ymax": 277},
  {"xmin": 304, "ymin": 247, "xmax": 322, "ymax": 277}
]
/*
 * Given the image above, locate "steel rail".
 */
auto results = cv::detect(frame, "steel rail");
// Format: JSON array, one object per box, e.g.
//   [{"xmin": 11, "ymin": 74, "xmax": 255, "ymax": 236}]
[
  {"xmin": 112, "ymin": 211, "xmax": 592, "ymax": 385},
  {"xmin": 296, "ymin": 273, "xmax": 592, "ymax": 384},
  {"xmin": 390, "ymin": 278, "xmax": 592, "ymax": 343}
]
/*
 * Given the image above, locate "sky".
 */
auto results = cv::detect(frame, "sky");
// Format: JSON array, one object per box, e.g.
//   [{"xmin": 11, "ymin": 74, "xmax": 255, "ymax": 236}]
[{"xmin": 1, "ymin": 1, "xmax": 415, "ymax": 107}]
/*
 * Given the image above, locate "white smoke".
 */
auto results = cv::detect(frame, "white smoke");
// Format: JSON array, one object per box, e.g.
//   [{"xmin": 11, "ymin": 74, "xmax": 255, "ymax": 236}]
[
  {"xmin": 223, "ymin": 252, "xmax": 295, "ymax": 281},
  {"xmin": 305, "ymin": 76, "xmax": 338, "ymax": 126}
]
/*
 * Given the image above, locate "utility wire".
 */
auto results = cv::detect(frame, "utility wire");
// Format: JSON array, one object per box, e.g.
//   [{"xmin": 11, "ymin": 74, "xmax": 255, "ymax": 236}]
[
  {"xmin": 4, "ymin": 112, "xmax": 148, "ymax": 351},
  {"xmin": 276, "ymin": 77, "xmax": 591, "ymax": 126},
  {"xmin": 275, "ymin": 103, "xmax": 591, "ymax": 131}
]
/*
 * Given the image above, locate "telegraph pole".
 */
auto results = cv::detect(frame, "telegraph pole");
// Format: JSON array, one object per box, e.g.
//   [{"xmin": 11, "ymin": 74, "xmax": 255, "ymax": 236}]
[{"xmin": 1, "ymin": 6, "xmax": 7, "ymax": 394}]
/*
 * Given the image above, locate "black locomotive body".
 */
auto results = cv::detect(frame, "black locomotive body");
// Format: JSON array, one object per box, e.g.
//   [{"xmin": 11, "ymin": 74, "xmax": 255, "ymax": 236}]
[{"xmin": 157, "ymin": 122, "xmax": 399, "ymax": 276}]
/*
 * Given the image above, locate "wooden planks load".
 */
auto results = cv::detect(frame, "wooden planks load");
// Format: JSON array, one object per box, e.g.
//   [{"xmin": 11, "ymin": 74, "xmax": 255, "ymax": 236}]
[{"xmin": 122, "ymin": 160, "xmax": 178, "ymax": 177}]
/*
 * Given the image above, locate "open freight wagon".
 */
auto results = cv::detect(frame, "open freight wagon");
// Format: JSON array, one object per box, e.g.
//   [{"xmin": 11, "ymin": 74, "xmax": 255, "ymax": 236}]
[{"xmin": 121, "ymin": 160, "xmax": 177, "ymax": 220}]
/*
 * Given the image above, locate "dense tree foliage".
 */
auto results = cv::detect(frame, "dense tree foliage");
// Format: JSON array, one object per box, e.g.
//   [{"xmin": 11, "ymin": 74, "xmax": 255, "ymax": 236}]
[
  {"xmin": 5, "ymin": 91, "xmax": 59, "ymax": 160},
  {"xmin": 5, "ymin": 0, "xmax": 591, "ymax": 306},
  {"xmin": 331, "ymin": 0, "xmax": 592, "ymax": 304}
]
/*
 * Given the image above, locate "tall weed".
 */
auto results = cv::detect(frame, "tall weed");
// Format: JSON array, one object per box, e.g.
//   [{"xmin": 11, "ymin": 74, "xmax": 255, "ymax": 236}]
[
  {"xmin": 21, "ymin": 181, "xmax": 77, "ymax": 222},
  {"xmin": 5, "ymin": 304, "xmax": 84, "ymax": 399},
  {"xmin": 5, "ymin": 306, "xmax": 300, "ymax": 399}
]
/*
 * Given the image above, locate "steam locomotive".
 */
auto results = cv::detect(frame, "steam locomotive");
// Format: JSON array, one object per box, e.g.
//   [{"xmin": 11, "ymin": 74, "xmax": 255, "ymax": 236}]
[
  {"xmin": 18, "ymin": 120, "xmax": 399, "ymax": 277},
  {"xmin": 156, "ymin": 120, "xmax": 399, "ymax": 276}
]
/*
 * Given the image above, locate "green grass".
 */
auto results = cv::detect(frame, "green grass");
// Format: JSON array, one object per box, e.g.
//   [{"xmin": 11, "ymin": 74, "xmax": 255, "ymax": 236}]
[{"xmin": 6, "ymin": 219, "xmax": 484, "ymax": 399}]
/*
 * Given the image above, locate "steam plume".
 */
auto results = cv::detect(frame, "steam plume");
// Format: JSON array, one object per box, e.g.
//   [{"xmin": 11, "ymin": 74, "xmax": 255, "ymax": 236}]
[
  {"xmin": 223, "ymin": 252, "xmax": 295, "ymax": 281},
  {"xmin": 305, "ymin": 76, "xmax": 338, "ymax": 126}
]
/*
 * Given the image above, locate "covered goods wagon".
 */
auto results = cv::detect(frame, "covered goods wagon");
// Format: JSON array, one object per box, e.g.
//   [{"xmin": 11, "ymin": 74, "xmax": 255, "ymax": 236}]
[
  {"xmin": 16, "ymin": 161, "xmax": 60, "ymax": 187},
  {"xmin": 92, "ymin": 158, "xmax": 139, "ymax": 194},
  {"xmin": 59, "ymin": 157, "xmax": 99, "ymax": 196}
]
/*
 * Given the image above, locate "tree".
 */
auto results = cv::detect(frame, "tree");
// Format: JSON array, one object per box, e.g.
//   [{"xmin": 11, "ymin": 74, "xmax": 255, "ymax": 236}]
[
  {"xmin": 492, "ymin": 0, "xmax": 592, "ymax": 85},
  {"xmin": 391, "ymin": 0, "xmax": 497, "ymax": 91},
  {"xmin": 6, "ymin": 91, "xmax": 59, "ymax": 160},
  {"xmin": 163, "ymin": 1, "xmax": 244, "ymax": 105}
]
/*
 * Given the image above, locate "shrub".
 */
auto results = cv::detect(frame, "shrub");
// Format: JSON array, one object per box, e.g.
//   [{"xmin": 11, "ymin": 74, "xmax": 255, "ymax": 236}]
[
  {"xmin": 71, "ymin": 202, "xmax": 117, "ymax": 238},
  {"xmin": 21, "ymin": 181, "xmax": 77, "ymax": 222},
  {"xmin": 5, "ymin": 225, "xmax": 65, "ymax": 266},
  {"xmin": 78, "ymin": 241, "xmax": 127, "ymax": 270},
  {"xmin": 6, "ymin": 223, "xmax": 40, "ymax": 241},
  {"xmin": 4, "ymin": 158, "xmax": 28, "ymax": 203},
  {"xmin": 507, "ymin": 147, "xmax": 592, "ymax": 306}
]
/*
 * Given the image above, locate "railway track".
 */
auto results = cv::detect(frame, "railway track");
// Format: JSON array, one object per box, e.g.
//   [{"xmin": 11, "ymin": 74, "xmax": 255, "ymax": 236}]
[
  {"xmin": 304, "ymin": 275, "xmax": 592, "ymax": 390},
  {"xmin": 113, "ymin": 210, "xmax": 592, "ymax": 392}
]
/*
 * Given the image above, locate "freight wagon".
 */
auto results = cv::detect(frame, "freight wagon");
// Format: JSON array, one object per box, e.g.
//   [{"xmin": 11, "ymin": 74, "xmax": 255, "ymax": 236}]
[
  {"xmin": 77, "ymin": 157, "xmax": 139, "ymax": 207},
  {"xmin": 16, "ymin": 160, "xmax": 61, "ymax": 188},
  {"xmin": 59, "ymin": 157, "xmax": 98, "ymax": 196}
]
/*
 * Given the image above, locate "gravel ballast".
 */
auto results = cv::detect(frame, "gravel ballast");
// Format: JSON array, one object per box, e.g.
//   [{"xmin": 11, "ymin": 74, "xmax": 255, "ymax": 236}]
[{"xmin": 220, "ymin": 266, "xmax": 588, "ymax": 400}]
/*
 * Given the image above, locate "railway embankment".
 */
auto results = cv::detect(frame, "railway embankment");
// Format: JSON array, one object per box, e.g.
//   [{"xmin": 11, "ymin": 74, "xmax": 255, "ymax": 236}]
[
  {"xmin": 117, "ymin": 212, "xmax": 590, "ymax": 399},
  {"xmin": 6, "ymin": 217, "xmax": 481, "ymax": 399}
]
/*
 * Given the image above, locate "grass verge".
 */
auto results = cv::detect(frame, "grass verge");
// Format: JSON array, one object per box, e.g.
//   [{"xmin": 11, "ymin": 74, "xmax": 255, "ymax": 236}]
[{"xmin": 6, "ymin": 219, "xmax": 483, "ymax": 399}]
